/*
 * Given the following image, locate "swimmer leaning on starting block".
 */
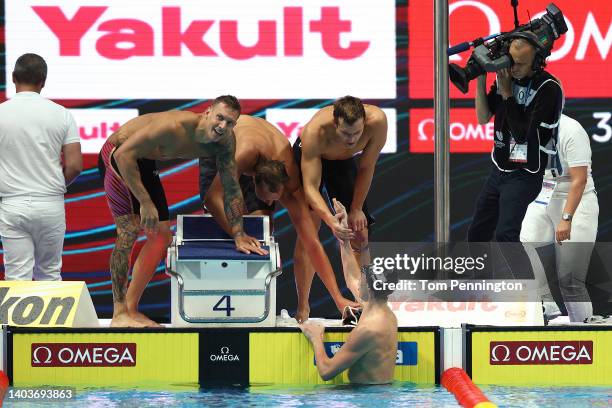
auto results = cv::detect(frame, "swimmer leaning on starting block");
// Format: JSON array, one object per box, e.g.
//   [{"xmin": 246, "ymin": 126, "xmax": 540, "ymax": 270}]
[
  {"xmin": 199, "ymin": 115, "xmax": 360, "ymax": 323},
  {"xmin": 300, "ymin": 199, "xmax": 398, "ymax": 384},
  {"xmin": 98, "ymin": 95, "xmax": 267, "ymax": 328}
]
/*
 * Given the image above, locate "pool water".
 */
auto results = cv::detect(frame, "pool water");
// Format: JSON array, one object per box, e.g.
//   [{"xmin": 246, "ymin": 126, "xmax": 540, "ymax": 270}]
[{"xmin": 4, "ymin": 383, "xmax": 611, "ymax": 407}]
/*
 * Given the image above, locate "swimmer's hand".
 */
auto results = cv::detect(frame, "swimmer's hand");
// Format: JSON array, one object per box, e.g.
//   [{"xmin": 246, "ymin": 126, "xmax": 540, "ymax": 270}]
[
  {"xmin": 348, "ymin": 208, "xmax": 367, "ymax": 232},
  {"xmin": 234, "ymin": 232, "xmax": 268, "ymax": 255},
  {"xmin": 331, "ymin": 199, "xmax": 354, "ymax": 242},
  {"xmin": 333, "ymin": 198, "xmax": 348, "ymax": 226},
  {"xmin": 140, "ymin": 201, "xmax": 159, "ymax": 235},
  {"xmin": 330, "ymin": 218, "xmax": 354, "ymax": 242},
  {"xmin": 299, "ymin": 321, "xmax": 325, "ymax": 343}
]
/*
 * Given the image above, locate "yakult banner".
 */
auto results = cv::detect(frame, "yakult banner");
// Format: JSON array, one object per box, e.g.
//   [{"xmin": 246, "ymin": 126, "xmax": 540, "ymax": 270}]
[
  {"xmin": 70, "ymin": 109, "xmax": 139, "ymax": 154},
  {"xmin": 409, "ymin": 0, "xmax": 611, "ymax": 99},
  {"xmin": 5, "ymin": 0, "xmax": 396, "ymax": 99},
  {"xmin": 410, "ymin": 108, "xmax": 493, "ymax": 153},
  {"xmin": 266, "ymin": 108, "xmax": 398, "ymax": 153}
]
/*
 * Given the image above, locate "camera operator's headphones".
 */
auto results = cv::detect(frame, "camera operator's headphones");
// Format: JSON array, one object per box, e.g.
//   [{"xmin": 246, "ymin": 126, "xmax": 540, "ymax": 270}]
[{"xmin": 507, "ymin": 31, "xmax": 551, "ymax": 71}]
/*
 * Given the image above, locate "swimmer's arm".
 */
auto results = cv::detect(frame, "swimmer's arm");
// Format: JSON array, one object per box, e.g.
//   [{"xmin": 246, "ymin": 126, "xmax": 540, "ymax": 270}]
[
  {"xmin": 352, "ymin": 113, "xmax": 387, "ymax": 213},
  {"xmin": 335, "ymin": 199, "xmax": 364, "ymax": 303},
  {"xmin": 311, "ymin": 327, "xmax": 374, "ymax": 381},
  {"xmin": 340, "ymin": 236, "xmax": 364, "ymax": 303},
  {"xmin": 62, "ymin": 142, "xmax": 83, "ymax": 186},
  {"xmin": 216, "ymin": 131, "xmax": 246, "ymax": 237},
  {"xmin": 113, "ymin": 122, "xmax": 172, "ymax": 206},
  {"xmin": 300, "ymin": 132, "xmax": 336, "ymax": 228},
  {"xmin": 204, "ymin": 150, "xmax": 251, "ymax": 237}
]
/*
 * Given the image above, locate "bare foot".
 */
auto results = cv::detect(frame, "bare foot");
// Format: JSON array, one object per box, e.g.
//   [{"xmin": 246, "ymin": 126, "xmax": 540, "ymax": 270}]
[
  {"xmin": 128, "ymin": 311, "xmax": 163, "ymax": 327},
  {"xmin": 110, "ymin": 313, "xmax": 148, "ymax": 328},
  {"xmin": 295, "ymin": 304, "xmax": 310, "ymax": 324},
  {"xmin": 335, "ymin": 297, "xmax": 361, "ymax": 314}
]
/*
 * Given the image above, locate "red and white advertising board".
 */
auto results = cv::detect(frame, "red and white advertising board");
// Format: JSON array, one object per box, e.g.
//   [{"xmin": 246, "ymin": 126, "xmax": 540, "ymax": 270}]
[
  {"xmin": 410, "ymin": 108, "xmax": 494, "ymax": 153},
  {"xmin": 70, "ymin": 109, "xmax": 138, "ymax": 154},
  {"xmin": 6, "ymin": 0, "xmax": 396, "ymax": 99}
]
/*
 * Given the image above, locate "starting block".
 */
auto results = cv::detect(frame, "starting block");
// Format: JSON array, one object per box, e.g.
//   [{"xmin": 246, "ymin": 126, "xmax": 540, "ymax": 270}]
[{"xmin": 166, "ymin": 215, "xmax": 281, "ymax": 327}]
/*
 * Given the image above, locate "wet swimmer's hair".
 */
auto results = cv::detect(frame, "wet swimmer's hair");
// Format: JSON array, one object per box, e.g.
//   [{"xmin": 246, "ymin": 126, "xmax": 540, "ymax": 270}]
[
  {"xmin": 212, "ymin": 95, "xmax": 241, "ymax": 115},
  {"xmin": 254, "ymin": 157, "xmax": 289, "ymax": 193},
  {"xmin": 333, "ymin": 96, "xmax": 366, "ymax": 125},
  {"xmin": 362, "ymin": 264, "xmax": 399, "ymax": 300}
]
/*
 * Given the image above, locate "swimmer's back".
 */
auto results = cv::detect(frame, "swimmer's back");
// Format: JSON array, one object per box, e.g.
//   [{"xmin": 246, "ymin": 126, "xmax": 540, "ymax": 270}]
[
  {"xmin": 348, "ymin": 306, "xmax": 398, "ymax": 384},
  {"xmin": 108, "ymin": 111, "xmax": 198, "ymax": 146}
]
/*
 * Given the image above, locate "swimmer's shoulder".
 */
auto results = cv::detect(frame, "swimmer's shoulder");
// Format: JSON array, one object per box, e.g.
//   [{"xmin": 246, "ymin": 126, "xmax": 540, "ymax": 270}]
[
  {"xmin": 364, "ymin": 105, "xmax": 387, "ymax": 129},
  {"xmin": 236, "ymin": 115, "xmax": 282, "ymax": 143},
  {"xmin": 348, "ymin": 323, "xmax": 378, "ymax": 345},
  {"xmin": 303, "ymin": 106, "xmax": 333, "ymax": 135},
  {"xmin": 235, "ymin": 114, "xmax": 257, "ymax": 127},
  {"xmin": 168, "ymin": 110, "xmax": 201, "ymax": 127},
  {"xmin": 365, "ymin": 104, "xmax": 385, "ymax": 118},
  {"xmin": 301, "ymin": 110, "xmax": 333, "ymax": 153},
  {"xmin": 363, "ymin": 105, "xmax": 388, "ymax": 150},
  {"xmin": 149, "ymin": 111, "xmax": 203, "ymax": 139},
  {"xmin": 358, "ymin": 309, "xmax": 397, "ymax": 336}
]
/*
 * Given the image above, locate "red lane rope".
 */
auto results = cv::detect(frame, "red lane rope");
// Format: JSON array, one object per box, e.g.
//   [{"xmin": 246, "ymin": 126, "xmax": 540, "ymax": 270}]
[
  {"xmin": 441, "ymin": 367, "xmax": 497, "ymax": 408},
  {"xmin": 0, "ymin": 370, "xmax": 9, "ymax": 406}
]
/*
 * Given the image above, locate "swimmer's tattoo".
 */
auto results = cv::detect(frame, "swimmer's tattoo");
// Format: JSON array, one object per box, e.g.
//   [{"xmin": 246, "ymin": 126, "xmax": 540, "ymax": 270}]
[
  {"xmin": 217, "ymin": 133, "xmax": 246, "ymax": 231},
  {"xmin": 110, "ymin": 216, "xmax": 139, "ymax": 303},
  {"xmin": 199, "ymin": 156, "xmax": 218, "ymax": 204}
]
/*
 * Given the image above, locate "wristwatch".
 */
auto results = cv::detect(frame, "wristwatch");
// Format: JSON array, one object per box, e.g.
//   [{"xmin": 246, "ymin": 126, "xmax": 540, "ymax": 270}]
[{"xmin": 562, "ymin": 213, "xmax": 573, "ymax": 221}]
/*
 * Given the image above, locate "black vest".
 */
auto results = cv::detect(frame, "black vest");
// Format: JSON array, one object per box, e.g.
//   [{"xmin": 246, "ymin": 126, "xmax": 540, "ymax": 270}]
[{"xmin": 488, "ymin": 70, "xmax": 563, "ymax": 173}]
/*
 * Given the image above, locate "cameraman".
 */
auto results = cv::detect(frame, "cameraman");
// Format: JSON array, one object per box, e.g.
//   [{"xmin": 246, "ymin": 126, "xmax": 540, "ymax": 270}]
[{"xmin": 467, "ymin": 33, "xmax": 563, "ymax": 242}]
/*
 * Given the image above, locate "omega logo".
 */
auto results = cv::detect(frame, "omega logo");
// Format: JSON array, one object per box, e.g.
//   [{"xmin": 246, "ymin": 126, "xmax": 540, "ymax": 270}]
[
  {"xmin": 210, "ymin": 346, "xmax": 240, "ymax": 362},
  {"xmin": 32, "ymin": 346, "xmax": 53, "ymax": 364},
  {"xmin": 490, "ymin": 344, "xmax": 511, "ymax": 362}
]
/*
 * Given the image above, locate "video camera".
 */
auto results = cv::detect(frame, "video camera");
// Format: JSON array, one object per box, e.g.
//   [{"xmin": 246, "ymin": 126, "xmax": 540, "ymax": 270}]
[{"xmin": 448, "ymin": 3, "xmax": 567, "ymax": 94}]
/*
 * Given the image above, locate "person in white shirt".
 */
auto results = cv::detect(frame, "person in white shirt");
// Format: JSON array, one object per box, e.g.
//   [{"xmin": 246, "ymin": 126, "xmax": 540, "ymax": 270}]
[
  {"xmin": 0, "ymin": 53, "xmax": 82, "ymax": 280},
  {"xmin": 521, "ymin": 114, "xmax": 598, "ymax": 322}
]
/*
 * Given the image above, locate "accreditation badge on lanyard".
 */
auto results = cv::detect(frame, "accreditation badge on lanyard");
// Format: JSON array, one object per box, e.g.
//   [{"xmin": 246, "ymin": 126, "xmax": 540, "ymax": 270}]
[
  {"xmin": 534, "ymin": 180, "xmax": 557, "ymax": 206},
  {"xmin": 509, "ymin": 137, "xmax": 528, "ymax": 163}
]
